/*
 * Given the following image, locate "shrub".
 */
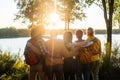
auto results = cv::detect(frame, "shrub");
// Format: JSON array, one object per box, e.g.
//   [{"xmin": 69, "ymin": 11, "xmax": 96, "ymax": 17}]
[
  {"xmin": 99, "ymin": 42, "xmax": 120, "ymax": 80},
  {"xmin": 0, "ymin": 51, "xmax": 29, "ymax": 80}
]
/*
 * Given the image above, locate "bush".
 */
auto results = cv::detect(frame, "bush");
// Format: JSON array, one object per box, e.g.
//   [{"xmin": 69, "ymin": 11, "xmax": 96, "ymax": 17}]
[
  {"xmin": 0, "ymin": 51, "xmax": 29, "ymax": 80},
  {"xmin": 99, "ymin": 43, "xmax": 120, "ymax": 80}
]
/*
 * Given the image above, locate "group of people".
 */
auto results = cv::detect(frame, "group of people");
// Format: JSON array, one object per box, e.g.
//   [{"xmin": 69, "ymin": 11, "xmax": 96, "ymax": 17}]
[{"xmin": 24, "ymin": 25, "xmax": 101, "ymax": 80}]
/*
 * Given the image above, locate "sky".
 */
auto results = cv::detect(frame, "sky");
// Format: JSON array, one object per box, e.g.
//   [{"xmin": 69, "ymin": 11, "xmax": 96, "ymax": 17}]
[
  {"xmin": 0, "ymin": 0, "xmax": 28, "ymax": 29},
  {"xmin": 0, "ymin": 0, "xmax": 107, "ymax": 29}
]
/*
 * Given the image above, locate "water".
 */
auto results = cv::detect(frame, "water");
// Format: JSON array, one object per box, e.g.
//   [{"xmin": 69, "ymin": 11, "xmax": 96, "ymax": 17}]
[
  {"xmin": 0, "ymin": 34, "xmax": 120, "ymax": 59},
  {"xmin": 0, "ymin": 37, "xmax": 30, "ymax": 59}
]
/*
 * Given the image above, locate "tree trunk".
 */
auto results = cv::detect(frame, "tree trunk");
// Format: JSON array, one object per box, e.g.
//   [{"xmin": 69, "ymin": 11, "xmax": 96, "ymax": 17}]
[
  {"xmin": 108, "ymin": 0, "xmax": 114, "ymax": 59},
  {"xmin": 102, "ymin": 0, "xmax": 114, "ymax": 61},
  {"xmin": 118, "ymin": 19, "xmax": 120, "ymax": 29}
]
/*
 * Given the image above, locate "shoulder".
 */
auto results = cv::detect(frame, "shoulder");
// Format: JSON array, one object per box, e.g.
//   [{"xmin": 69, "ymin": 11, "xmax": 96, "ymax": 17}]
[
  {"xmin": 94, "ymin": 37, "xmax": 101, "ymax": 42},
  {"xmin": 37, "ymin": 38, "xmax": 45, "ymax": 43},
  {"xmin": 27, "ymin": 38, "xmax": 32, "ymax": 42},
  {"xmin": 26, "ymin": 39, "xmax": 32, "ymax": 45},
  {"xmin": 46, "ymin": 38, "xmax": 64, "ymax": 45}
]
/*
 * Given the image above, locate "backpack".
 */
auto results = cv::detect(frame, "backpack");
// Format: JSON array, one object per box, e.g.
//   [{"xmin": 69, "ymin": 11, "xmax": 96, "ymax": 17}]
[{"xmin": 24, "ymin": 39, "xmax": 39, "ymax": 65}]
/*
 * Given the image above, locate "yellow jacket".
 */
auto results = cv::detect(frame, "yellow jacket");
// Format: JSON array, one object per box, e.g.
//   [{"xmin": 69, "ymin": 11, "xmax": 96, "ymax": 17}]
[{"xmin": 86, "ymin": 36, "xmax": 101, "ymax": 61}]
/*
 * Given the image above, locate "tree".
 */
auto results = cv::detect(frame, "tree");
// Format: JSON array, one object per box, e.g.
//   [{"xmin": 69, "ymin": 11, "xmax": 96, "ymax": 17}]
[
  {"xmin": 113, "ymin": 0, "xmax": 120, "ymax": 29},
  {"xmin": 102, "ymin": 0, "xmax": 114, "ymax": 60},
  {"xmin": 58, "ymin": 0, "xmax": 86, "ymax": 30},
  {"xmin": 113, "ymin": 11, "xmax": 120, "ymax": 29},
  {"xmin": 14, "ymin": 0, "xmax": 54, "ymax": 27},
  {"xmin": 14, "ymin": 0, "xmax": 86, "ymax": 29}
]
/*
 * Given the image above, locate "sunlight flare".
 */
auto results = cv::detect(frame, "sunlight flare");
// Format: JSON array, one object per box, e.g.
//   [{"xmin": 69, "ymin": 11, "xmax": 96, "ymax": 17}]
[{"xmin": 50, "ymin": 13, "xmax": 60, "ymax": 23}]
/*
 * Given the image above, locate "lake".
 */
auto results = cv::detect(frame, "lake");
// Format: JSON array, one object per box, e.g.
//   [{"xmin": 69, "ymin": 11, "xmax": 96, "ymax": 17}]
[{"xmin": 0, "ymin": 34, "xmax": 120, "ymax": 59}]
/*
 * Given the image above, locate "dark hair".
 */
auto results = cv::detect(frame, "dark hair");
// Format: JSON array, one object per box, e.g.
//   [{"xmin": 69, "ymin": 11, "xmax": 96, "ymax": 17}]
[
  {"xmin": 86, "ymin": 27, "xmax": 94, "ymax": 36},
  {"xmin": 75, "ymin": 29, "xmax": 83, "ymax": 38},
  {"xmin": 87, "ymin": 27, "xmax": 94, "ymax": 33},
  {"xmin": 63, "ymin": 31, "xmax": 73, "ymax": 42},
  {"xmin": 30, "ymin": 25, "xmax": 45, "ymax": 39},
  {"xmin": 76, "ymin": 29, "xmax": 83, "ymax": 35}
]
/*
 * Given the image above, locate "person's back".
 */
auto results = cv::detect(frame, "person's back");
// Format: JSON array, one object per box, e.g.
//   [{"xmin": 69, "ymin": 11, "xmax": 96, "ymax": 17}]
[
  {"xmin": 63, "ymin": 31, "xmax": 78, "ymax": 80},
  {"xmin": 45, "ymin": 38, "xmax": 69, "ymax": 66},
  {"xmin": 45, "ymin": 38, "xmax": 70, "ymax": 80},
  {"xmin": 24, "ymin": 25, "xmax": 47, "ymax": 80},
  {"xmin": 75, "ymin": 29, "xmax": 90, "ymax": 80},
  {"xmin": 86, "ymin": 27, "xmax": 101, "ymax": 80}
]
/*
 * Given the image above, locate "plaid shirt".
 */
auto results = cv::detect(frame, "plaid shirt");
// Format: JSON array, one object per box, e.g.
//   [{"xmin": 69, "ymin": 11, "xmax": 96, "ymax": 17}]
[{"xmin": 37, "ymin": 38, "xmax": 48, "ymax": 55}]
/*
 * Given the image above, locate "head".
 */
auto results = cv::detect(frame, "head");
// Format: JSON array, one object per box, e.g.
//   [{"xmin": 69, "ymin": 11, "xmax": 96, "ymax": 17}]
[
  {"xmin": 30, "ymin": 25, "xmax": 45, "ymax": 39},
  {"xmin": 75, "ymin": 29, "xmax": 83, "ymax": 40},
  {"xmin": 63, "ymin": 31, "xmax": 73, "ymax": 43},
  {"xmin": 86, "ymin": 27, "xmax": 94, "ymax": 37}
]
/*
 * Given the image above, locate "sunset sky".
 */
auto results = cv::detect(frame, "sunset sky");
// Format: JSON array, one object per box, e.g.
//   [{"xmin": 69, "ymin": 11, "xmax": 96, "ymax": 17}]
[{"xmin": 0, "ymin": 0, "xmax": 107, "ymax": 30}]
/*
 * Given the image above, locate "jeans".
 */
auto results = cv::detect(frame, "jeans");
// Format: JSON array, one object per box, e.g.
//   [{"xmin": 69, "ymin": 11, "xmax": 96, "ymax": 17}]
[
  {"xmin": 90, "ymin": 60, "xmax": 100, "ymax": 80},
  {"xmin": 63, "ymin": 57, "xmax": 77, "ymax": 80},
  {"xmin": 45, "ymin": 64, "xmax": 63, "ymax": 80},
  {"xmin": 30, "ymin": 64, "xmax": 44, "ymax": 80},
  {"xmin": 77, "ymin": 61, "xmax": 90, "ymax": 80}
]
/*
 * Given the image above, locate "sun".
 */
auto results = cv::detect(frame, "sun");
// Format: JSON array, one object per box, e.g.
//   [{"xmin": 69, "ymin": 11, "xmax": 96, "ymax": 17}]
[
  {"xmin": 50, "ymin": 13, "xmax": 59, "ymax": 23},
  {"xmin": 46, "ymin": 13, "xmax": 65, "ymax": 30}
]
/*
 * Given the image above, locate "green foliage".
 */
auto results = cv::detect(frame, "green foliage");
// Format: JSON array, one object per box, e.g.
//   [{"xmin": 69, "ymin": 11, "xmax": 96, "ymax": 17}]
[
  {"xmin": 14, "ymin": 0, "xmax": 55, "ymax": 25},
  {"xmin": 113, "ymin": 0, "xmax": 120, "ymax": 28},
  {"xmin": 59, "ymin": 0, "xmax": 86, "ymax": 22},
  {"xmin": 14, "ymin": 0, "xmax": 86, "ymax": 28},
  {"xmin": 0, "ymin": 51, "xmax": 29, "ymax": 80},
  {"xmin": 99, "ymin": 42, "xmax": 120, "ymax": 79}
]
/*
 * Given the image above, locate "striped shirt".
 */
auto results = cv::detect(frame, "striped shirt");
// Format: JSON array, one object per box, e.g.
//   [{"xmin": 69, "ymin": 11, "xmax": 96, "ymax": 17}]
[
  {"xmin": 86, "ymin": 36, "xmax": 101, "ymax": 54},
  {"xmin": 86, "ymin": 36, "xmax": 101, "ymax": 61}
]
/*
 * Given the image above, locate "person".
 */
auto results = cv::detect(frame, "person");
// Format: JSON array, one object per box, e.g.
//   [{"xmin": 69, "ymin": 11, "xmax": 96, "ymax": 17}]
[
  {"xmin": 75, "ymin": 29, "xmax": 90, "ymax": 80},
  {"xmin": 45, "ymin": 32, "xmax": 78, "ymax": 80},
  {"xmin": 24, "ymin": 25, "xmax": 48, "ymax": 80},
  {"xmin": 45, "ymin": 38, "xmax": 67, "ymax": 80},
  {"xmin": 63, "ymin": 31, "xmax": 78, "ymax": 80},
  {"xmin": 86, "ymin": 27, "xmax": 101, "ymax": 80}
]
